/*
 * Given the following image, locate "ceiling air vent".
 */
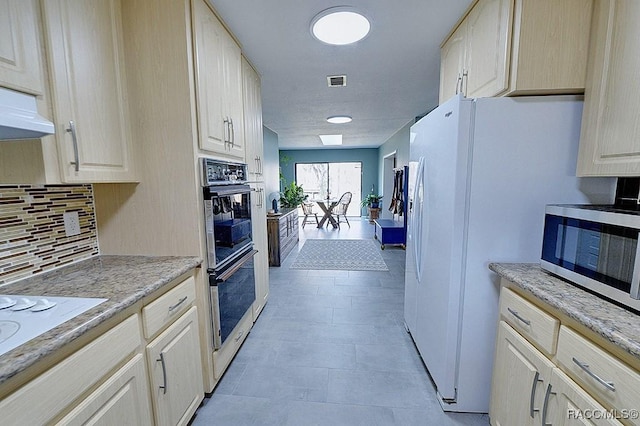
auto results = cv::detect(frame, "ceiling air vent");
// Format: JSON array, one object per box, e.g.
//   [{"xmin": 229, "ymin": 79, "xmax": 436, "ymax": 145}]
[{"xmin": 327, "ymin": 75, "xmax": 347, "ymax": 87}]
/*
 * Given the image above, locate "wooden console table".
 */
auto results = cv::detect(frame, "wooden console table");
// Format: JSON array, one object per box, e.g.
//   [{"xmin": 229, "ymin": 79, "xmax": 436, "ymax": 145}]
[{"xmin": 267, "ymin": 208, "xmax": 299, "ymax": 266}]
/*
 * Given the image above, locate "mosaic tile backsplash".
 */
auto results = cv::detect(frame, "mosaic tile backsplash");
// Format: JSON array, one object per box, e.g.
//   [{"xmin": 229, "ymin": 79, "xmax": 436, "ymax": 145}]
[{"xmin": 0, "ymin": 185, "xmax": 99, "ymax": 285}]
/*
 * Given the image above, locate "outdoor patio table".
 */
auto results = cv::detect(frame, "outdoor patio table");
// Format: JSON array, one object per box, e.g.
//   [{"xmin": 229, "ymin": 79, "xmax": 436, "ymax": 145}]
[{"xmin": 312, "ymin": 199, "xmax": 338, "ymax": 228}]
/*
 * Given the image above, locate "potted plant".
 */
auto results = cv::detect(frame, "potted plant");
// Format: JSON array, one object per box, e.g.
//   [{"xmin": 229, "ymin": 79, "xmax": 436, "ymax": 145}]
[
  {"xmin": 279, "ymin": 181, "xmax": 308, "ymax": 208},
  {"xmin": 361, "ymin": 193, "xmax": 383, "ymax": 209}
]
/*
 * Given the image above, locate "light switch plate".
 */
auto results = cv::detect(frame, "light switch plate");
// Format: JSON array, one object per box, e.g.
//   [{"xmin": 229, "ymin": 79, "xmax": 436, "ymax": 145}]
[{"xmin": 63, "ymin": 211, "xmax": 81, "ymax": 237}]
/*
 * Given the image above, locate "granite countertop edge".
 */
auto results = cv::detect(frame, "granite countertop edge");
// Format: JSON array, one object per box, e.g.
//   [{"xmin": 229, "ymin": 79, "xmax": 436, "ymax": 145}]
[
  {"xmin": 0, "ymin": 255, "xmax": 202, "ymax": 386},
  {"xmin": 489, "ymin": 262, "xmax": 640, "ymax": 361}
]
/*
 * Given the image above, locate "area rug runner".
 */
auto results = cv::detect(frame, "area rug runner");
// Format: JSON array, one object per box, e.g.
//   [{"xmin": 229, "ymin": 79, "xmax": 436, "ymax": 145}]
[{"xmin": 290, "ymin": 239, "xmax": 388, "ymax": 271}]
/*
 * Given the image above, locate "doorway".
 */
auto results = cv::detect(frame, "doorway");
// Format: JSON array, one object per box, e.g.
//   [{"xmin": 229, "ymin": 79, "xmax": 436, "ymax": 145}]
[{"xmin": 295, "ymin": 162, "xmax": 362, "ymax": 217}]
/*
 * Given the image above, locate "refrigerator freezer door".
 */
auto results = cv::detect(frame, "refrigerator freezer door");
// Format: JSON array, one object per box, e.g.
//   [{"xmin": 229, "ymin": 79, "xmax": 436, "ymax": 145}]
[{"xmin": 410, "ymin": 94, "xmax": 473, "ymax": 401}]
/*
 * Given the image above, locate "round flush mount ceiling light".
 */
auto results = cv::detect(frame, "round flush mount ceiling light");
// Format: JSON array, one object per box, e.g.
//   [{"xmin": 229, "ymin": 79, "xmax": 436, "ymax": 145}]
[
  {"xmin": 327, "ymin": 115, "xmax": 352, "ymax": 124},
  {"xmin": 311, "ymin": 7, "xmax": 370, "ymax": 45}
]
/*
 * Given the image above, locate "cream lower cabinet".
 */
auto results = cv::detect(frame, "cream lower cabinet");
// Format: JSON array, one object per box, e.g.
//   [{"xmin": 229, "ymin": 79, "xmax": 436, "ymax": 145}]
[
  {"xmin": 491, "ymin": 321, "xmax": 555, "ymax": 426},
  {"xmin": 42, "ymin": 0, "xmax": 136, "ymax": 183},
  {"xmin": 192, "ymin": 0, "xmax": 244, "ymax": 160},
  {"xmin": 147, "ymin": 306, "xmax": 203, "ymax": 426},
  {"xmin": 545, "ymin": 368, "xmax": 623, "ymax": 426},
  {"xmin": 56, "ymin": 353, "xmax": 153, "ymax": 426},
  {"xmin": 576, "ymin": 0, "xmax": 640, "ymax": 177},
  {"xmin": 0, "ymin": 314, "xmax": 151, "ymax": 426},
  {"xmin": 491, "ymin": 286, "xmax": 640, "ymax": 426},
  {"xmin": 440, "ymin": 0, "xmax": 592, "ymax": 103}
]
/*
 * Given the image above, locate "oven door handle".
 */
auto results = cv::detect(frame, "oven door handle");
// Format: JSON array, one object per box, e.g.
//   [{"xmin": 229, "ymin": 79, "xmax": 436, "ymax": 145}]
[
  {"xmin": 215, "ymin": 249, "xmax": 258, "ymax": 283},
  {"xmin": 206, "ymin": 185, "xmax": 252, "ymax": 197}
]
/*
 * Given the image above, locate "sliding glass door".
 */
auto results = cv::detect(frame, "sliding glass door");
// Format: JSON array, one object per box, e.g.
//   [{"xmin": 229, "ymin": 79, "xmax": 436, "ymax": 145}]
[{"xmin": 296, "ymin": 162, "xmax": 362, "ymax": 217}]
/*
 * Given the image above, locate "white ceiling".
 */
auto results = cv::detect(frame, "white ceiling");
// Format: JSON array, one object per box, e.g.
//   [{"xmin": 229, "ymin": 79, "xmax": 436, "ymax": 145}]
[{"xmin": 209, "ymin": 0, "xmax": 473, "ymax": 150}]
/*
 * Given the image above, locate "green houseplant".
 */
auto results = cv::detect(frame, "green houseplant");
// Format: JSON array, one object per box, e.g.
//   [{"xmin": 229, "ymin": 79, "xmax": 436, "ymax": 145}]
[
  {"xmin": 361, "ymin": 193, "xmax": 383, "ymax": 209},
  {"xmin": 279, "ymin": 181, "xmax": 308, "ymax": 208}
]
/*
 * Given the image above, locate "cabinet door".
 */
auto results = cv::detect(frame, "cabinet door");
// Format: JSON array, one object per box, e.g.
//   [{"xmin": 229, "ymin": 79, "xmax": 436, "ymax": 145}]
[
  {"xmin": 192, "ymin": 0, "xmax": 244, "ymax": 160},
  {"xmin": 242, "ymin": 57, "xmax": 264, "ymax": 179},
  {"xmin": 223, "ymin": 35, "xmax": 245, "ymax": 159},
  {"xmin": 43, "ymin": 0, "xmax": 135, "ymax": 183},
  {"xmin": 439, "ymin": 22, "xmax": 466, "ymax": 104},
  {"xmin": 192, "ymin": 0, "xmax": 226, "ymax": 154},
  {"xmin": 250, "ymin": 182, "xmax": 269, "ymax": 318},
  {"xmin": 577, "ymin": 0, "xmax": 640, "ymax": 176},
  {"xmin": 55, "ymin": 354, "xmax": 153, "ymax": 426},
  {"xmin": 0, "ymin": 0, "xmax": 44, "ymax": 95},
  {"xmin": 490, "ymin": 321, "xmax": 555, "ymax": 426},
  {"xmin": 545, "ymin": 368, "xmax": 623, "ymax": 426},
  {"xmin": 508, "ymin": 0, "xmax": 592, "ymax": 95},
  {"xmin": 147, "ymin": 306, "xmax": 203, "ymax": 426},
  {"xmin": 464, "ymin": 0, "xmax": 513, "ymax": 98}
]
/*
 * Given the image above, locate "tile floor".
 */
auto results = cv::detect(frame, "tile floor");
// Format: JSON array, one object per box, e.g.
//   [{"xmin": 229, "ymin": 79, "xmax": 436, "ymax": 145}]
[{"xmin": 192, "ymin": 218, "xmax": 490, "ymax": 425}]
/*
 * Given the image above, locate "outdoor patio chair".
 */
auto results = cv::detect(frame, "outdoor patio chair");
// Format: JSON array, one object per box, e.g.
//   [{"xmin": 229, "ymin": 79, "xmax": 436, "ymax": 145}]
[
  {"xmin": 329, "ymin": 192, "xmax": 352, "ymax": 228},
  {"xmin": 301, "ymin": 202, "xmax": 319, "ymax": 228}
]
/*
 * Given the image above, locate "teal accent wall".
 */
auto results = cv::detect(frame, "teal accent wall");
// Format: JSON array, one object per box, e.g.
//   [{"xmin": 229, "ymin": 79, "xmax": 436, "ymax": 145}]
[{"xmin": 279, "ymin": 148, "xmax": 379, "ymax": 216}]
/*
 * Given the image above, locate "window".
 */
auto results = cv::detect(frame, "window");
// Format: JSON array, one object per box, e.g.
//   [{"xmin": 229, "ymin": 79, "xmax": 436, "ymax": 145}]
[{"xmin": 295, "ymin": 162, "xmax": 362, "ymax": 216}]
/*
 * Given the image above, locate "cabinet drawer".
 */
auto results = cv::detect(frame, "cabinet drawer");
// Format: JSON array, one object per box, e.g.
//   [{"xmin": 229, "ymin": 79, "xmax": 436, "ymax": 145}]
[
  {"xmin": 557, "ymin": 326, "xmax": 640, "ymax": 425},
  {"xmin": 500, "ymin": 287, "xmax": 559, "ymax": 355},
  {"xmin": 142, "ymin": 275, "xmax": 196, "ymax": 339},
  {"xmin": 0, "ymin": 314, "xmax": 140, "ymax": 425}
]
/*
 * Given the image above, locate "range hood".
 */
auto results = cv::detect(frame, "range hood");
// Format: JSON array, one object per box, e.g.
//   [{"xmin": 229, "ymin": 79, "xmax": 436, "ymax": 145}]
[{"xmin": 0, "ymin": 87, "xmax": 55, "ymax": 140}]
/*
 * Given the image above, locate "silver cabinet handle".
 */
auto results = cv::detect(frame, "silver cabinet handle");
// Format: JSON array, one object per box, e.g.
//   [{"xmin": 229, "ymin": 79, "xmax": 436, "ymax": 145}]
[
  {"xmin": 168, "ymin": 296, "xmax": 188, "ymax": 313},
  {"xmin": 157, "ymin": 352, "xmax": 168, "ymax": 394},
  {"xmin": 572, "ymin": 357, "xmax": 616, "ymax": 392},
  {"xmin": 455, "ymin": 73, "xmax": 462, "ymax": 95},
  {"xmin": 258, "ymin": 156, "xmax": 263, "ymax": 174},
  {"xmin": 530, "ymin": 371, "xmax": 543, "ymax": 418},
  {"xmin": 66, "ymin": 120, "xmax": 80, "ymax": 172},
  {"xmin": 229, "ymin": 117, "xmax": 235, "ymax": 146},
  {"xmin": 223, "ymin": 117, "xmax": 230, "ymax": 148},
  {"xmin": 541, "ymin": 383, "xmax": 555, "ymax": 426},
  {"xmin": 461, "ymin": 70, "xmax": 468, "ymax": 96},
  {"xmin": 234, "ymin": 330, "xmax": 244, "ymax": 342},
  {"xmin": 507, "ymin": 307, "xmax": 531, "ymax": 326}
]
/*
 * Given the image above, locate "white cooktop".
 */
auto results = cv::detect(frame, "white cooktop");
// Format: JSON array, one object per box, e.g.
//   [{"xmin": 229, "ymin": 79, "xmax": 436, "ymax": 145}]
[{"xmin": 0, "ymin": 294, "xmax": 107, "ymax": 357}]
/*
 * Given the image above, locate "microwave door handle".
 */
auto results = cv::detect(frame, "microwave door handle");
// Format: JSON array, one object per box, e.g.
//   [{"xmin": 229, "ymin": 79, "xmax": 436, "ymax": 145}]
[
  {"xmin": 215, "ymin": 249, "xmax": 257, "ymax": 283},
  {"xmin": 630, "ymin": 236, "xmax": 640, "ymax": 299}
]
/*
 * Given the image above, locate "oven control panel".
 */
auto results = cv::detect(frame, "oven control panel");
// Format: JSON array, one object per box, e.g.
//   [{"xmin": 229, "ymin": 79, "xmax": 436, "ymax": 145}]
[{"xmin": 201, "ymin": 158, "xmax": 247, "ymax": 186}]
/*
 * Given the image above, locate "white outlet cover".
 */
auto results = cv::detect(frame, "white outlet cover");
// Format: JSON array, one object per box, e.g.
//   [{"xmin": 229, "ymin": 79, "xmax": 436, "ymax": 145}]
[{"xmin": 63, "ymin": 211, "xmax": 81, "ymax": 237}]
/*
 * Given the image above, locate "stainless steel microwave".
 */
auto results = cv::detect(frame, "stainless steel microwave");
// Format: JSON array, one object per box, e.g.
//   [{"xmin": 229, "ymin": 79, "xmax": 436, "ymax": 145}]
[{"xmin": 541, "ymin": 204, "xmax": 640, "ymax": 311}]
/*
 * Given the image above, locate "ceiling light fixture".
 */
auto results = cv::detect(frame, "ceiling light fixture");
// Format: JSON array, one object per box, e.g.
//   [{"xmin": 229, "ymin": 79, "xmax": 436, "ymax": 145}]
[
  {"xmin": 319, "ymin": 134, "xmax": 343, "ymax": 145},
  {"xmin": 327, "ymin": 116, "xmax": 352, "ymax": 124},
  {"xmin": 311, "ymin": 7, "xmax": 370, "ymax": 45}
]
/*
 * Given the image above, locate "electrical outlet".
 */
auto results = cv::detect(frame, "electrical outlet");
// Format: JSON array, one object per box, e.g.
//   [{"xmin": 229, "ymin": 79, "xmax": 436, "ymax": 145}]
[{"xmin": 63, "ymin": 211, "xmax": 81, "ymax": 237}]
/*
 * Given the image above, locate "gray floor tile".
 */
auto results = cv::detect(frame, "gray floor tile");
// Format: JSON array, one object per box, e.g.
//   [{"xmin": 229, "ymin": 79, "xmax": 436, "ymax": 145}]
[{"xmin": 192, "ymin": 218, "xmax": 488, "ymax": 425}]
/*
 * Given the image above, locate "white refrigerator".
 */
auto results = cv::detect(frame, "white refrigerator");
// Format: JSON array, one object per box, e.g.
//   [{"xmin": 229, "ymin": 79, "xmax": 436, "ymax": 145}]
[{"xmin": 404, "ymin": 94, "xmax": 614, "ymax": 413}]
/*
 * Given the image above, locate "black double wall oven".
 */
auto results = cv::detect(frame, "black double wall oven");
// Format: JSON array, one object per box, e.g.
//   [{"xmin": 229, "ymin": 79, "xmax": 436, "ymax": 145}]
[{"xmin": 202, "ymin": 158, "xmax": 256, "ymax": 350}]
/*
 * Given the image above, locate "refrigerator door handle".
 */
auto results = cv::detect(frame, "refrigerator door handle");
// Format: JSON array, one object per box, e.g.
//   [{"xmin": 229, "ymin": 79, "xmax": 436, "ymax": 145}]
[{"xmin": 413, "ymin": 157, "xmax": 425, "ymax": 282}]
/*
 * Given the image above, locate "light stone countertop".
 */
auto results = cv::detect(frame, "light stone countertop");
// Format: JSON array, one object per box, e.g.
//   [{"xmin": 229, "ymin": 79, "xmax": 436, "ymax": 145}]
[
  {"xmin": 489, "ymin": 263, "xmax": 640, "ymax": 362},
  {"xmin": 0, "ymin": 255, "xmax": 202, "ymax": 385}
]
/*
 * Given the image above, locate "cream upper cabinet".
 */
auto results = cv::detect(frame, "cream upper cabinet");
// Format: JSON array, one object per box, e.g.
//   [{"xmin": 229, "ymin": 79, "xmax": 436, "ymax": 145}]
[
  {"xmin": 0, "ymin": 0, "xmax": 44, "ymax": 95},
  {"xmin": 463, "ymin": 0, "xmax": 512, "ymax": 99},
  {"xmin": 242, "ymin": 56, "xmax": 264, "ymax": 179},
  {"xmin": 490, "ymin": 321, "xmax": 555, "ymax": 426},
  {"xmin": 42, "ymin": 0, "xmax": 136, "ymax": 183},
  {"xmin": 577, "ymin": 0, "xmax": 640, "ymax": 177},
  {"xmin": 440, "ymin": 0, "xmax": 593, "ymax": 104},
  {"xmin": 192, "ymin": 0, "xmax": 245, "ymax": 160},
  {"xmin": 439, "ymin": 22, "xmax": 467, "ymax": 105}
]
